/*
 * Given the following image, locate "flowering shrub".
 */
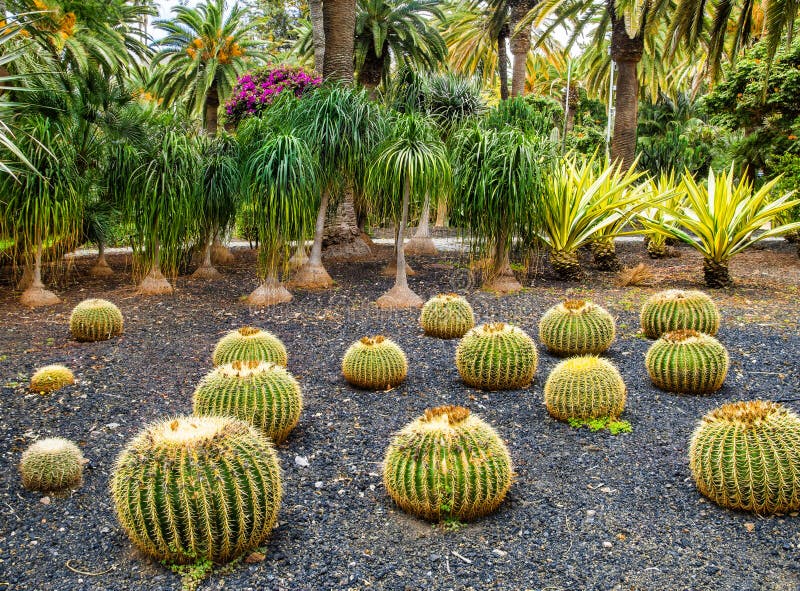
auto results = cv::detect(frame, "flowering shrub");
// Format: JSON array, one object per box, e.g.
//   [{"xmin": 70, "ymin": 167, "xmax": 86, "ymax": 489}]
[{"xmin": 224, "ymin": 66, "xmax": 321, "ymax": 126}]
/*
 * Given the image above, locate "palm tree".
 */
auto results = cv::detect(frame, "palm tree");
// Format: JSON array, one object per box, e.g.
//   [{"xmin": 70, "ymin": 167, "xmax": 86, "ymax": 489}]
[
  {"xmin": 323, "ymin": 0, "xmax": 357, "ymax": 82},
  {"xmin": 151, "ymin": 0, "xmax": 265, "ymax": 135},
  {"xmin": 367, "ymin": 111, "xmax": 450, "ymax": 308}
]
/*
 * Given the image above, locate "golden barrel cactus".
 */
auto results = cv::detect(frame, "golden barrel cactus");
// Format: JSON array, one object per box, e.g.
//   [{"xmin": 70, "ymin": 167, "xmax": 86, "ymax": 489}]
[
  {"xmin": 19, "ymin": 437, "xmax": 85, "ymax": 493},
  {"xmin": 212, "ymin": 326, "xmax": 288, "ymax": 367},
  {"xmin": 544, "ymin": 356, "xmax": 626, "ymax": 421},
  {"xmin": 455, "ymin": 323, "xmax": 538, "ymax": 390},
  {"xmin": 419, "ymin": 294, "xmax": 475, "ymax": 339},
  {"xmin": 645, "ymin": 330, "xmax": 729, "ymax": 394},
  {"xmin": 640, "ymin": 289, "xmax": 720, "ymax": 339},
  {"xmin": 30, "ymin": 364, "xmax": 75, "ymax": 393},
  {"xmin": 341, "ymin": 336, "xmax": 407, "ymax": 390},
  {"xmin": 538, "ymin": 299, "xmax": 616, "ymax": 356},
  {"xmin": 69, "ymin": 298, "xmax": 124, "ymax": 342}
]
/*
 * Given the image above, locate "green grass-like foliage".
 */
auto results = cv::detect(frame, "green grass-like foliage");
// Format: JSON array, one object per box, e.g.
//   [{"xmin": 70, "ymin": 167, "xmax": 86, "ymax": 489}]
[
  {"xmin": 455, "ymin": 323, "xmax": 538, "ymax": 390},
  {"xmin": 568, "ymin": 416, "xmax": 632, "ymax": 435},
  {"xmin": 383, "ymin": 405, "xmax": 512, "ymax": 521},
  {"xmin": 640, "ymin": 289, "xmax": 720, "ymax": 338},
  {"xmin": 689, "ymin": 400, "xmax": 800, "ymax": 514},
  {"xmin": 111, "ymin": 416, "xmax": 281, "ymax": 565},
  {"xmin": 193, "ymin": 360, "xmax": 303, "ymax": 444},
  {"xmin": 645, "ymin": 329, "xmax": 729, "ymax": 394},
  {"xmin": 30, "ymin": 364, "xmax": 75, "ymax": 393},
  {"xmin": 69, "ymin": 298, "xmax": 124, "ymax": 342},
  {"xmin": 341, "ymin": 336, "xmax": 408, "ymax": 390},
  {"xmin": 538, "ymin": 299, "xmax": 616, "ymax": 356},
  {"xmin": 419, "ymin": 294, "xmax": 475, "ymax": 339},
  {"xmin": 212, "ymin": 327, "xmax": 288, "ymax": 367},
  {"xmin": 20, "ymin": 437, "xmax": 84, "ymax": 493},
  {"xmin": 544, "ymin": 356, "xmax": 626, "ymax": 421}
]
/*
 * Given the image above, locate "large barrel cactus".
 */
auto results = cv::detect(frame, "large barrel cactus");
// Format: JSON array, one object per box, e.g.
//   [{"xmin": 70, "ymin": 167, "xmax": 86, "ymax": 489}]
[
  {"xmin": 383, "ymin": 405, "xmax": 512, "ymax": 521},
  {"xmin": 69, "ymin": 298, "xmax": 124, "ymax": 342},
  {"xmin": 645, "ymin": 330, "xmax": 729, "ymax": 394},
  {"xmin": 193, "ymin": 360, "xmax": 303, "ymax": 444},
  {"xmin": 689, "ymin": 400, "xmax": 800, "ymax": 514},
  {"xmin": 30, "ymin": 364, "xmax": 75, "ymax": 393},
  {"xmin": 640, "ymin": 289, "xmax": 720, "ymax": 339},
  {"xmin": 19, "ymin": 437, "xmax": 85, "ymax": 493},
  {"xmin": 111, "ymin": 416, "xmax": 281, "ymax": 564},
  {"xmin": 455, "ymin": 323, "xmax": 538, "ymax": 390},
  {"xmin": 544, "ymin": 356, "xmax": 626, "ymax": 421},
  {"xmin": 419, "ymin": 294, "xmax": 475, "ymax": 339},
  {"xmin": 341, "ymin": 336, "xmax": 408, "ymax": 390},
  {"xmin": 538, "ymin": 299, "xmax": 616, "ymax": 356},
  {"xmin": 212, "ymin": 327, "xmax": 288, "ymax": 367}
]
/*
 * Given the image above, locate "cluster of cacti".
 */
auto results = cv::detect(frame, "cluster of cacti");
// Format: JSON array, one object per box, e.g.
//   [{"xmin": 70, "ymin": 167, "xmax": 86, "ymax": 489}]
[
  {"xmin": 689, "ymin": 401, "xmax": 800, "ymax": 514},
  {"xmin": 383, "ymin": 405, "xmax": 512, "ymax": 522},
  {"xmin": 19, "ymin": 438, "xmax": 84, "ymax": 493},
  {"xmin": 341, "ymin": 336, "xmax": 408, "ymax": 390},
  {"xmin": 645, "ymin": 330, "xmax": 729, "ymax": 394},
  {"xmin": 455, "ymin": 323, "xmax": 538, "ymax": 390},
  {"xmin": 419, "ymin": 294, "xmax": 475, "ymax": 339},
  {"xmin": 193, "ymin": 360, "xmax": 302, "ymax": 444},
  {"xmin": 213, "ymin": 326, "xmax": 288, "ymax": 367},
  {"xmin": 544, "ymin": 356, "xmax": 626, "ymax": 421},
  {"xmin": 111, "ymin": 416, "xmax": 281, "ymax": 564},
  {"xmin": 640, "ymin": 289, "xmax": 720, "ymax": 338},
  {"xmin": 538, "ymin": 300, "xmax": 616, "ymax": 356},
  {"xmin": 69, "ymin": 298, "xmax": 124, "ymax": 342},
  {"xmin": 29, "ymin": 364, "xmax": 75, "ymax": 393}
]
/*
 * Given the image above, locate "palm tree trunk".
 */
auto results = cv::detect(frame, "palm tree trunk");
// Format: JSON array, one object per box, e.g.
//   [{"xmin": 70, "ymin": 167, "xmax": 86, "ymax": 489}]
[
  {"xmin": 483, "ymin": 227, "xmax": 522, "ymax": 293},
  {"xmin": 192, "ymin": 229, "xmax": 221, "ymax": 279},
  {"xmin": 405, "ymin": 194, "xmax": 438, "ymax": 256},
  {"xmin": 309, "ymin": 0, "xmax": 325, "ymax": 76},
  {"xmin": 703, "ymin": 258, "xmax": 732, "ymax": 288},
  {"xmin": 357, "ymin": 42, "xmax": 383, "ymax": 96},
  {"xmin": 323, "ymin": 0, "xmax": 356, "ymax": 83},
  {"xmin": 247, "ymin": 248, "xmax": 293, "ymax": 306},
  {"xmin": 20, "ymin": 238, "xmax": 60, "ymax": 307},
  {"xmin": 205, "ymin": 86, "xmax": 219, "ymax": 136},
  {"xmin": 498, "ymin": 23, "xmax": 510, "ymax": 101},
  {"xmin": 138, "ymin": 237, "xmax": 173, "ymax": 295},
  {"xmin": 323, "ymin": 186, "xmax": 371, "ymax": 260},
  {"xmin": 89, "ymin": 240, "xmax": 114, "ymax": 277},
  {"xmin": 289, "ymin": 190, "xmax": 334, "ymax": 288},
  {"xmin": 609, "ymin": 11, "xmax": 643, "ymax": 169},
  {"xmin": 509, "ymin": 1, "xmax": 532, "ymax": 97},
  {"xmin": 435, "ymin": 200, "xmax": 448, "ymax": 227}
]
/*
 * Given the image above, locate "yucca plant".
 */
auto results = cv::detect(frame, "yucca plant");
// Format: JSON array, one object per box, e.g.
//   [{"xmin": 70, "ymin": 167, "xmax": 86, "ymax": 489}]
[
  {"xmin": 636, "ymin": 172, "xmax": 684, "ymax": 259},
  {"xmin": 366, "ymin": 111, "xmax": 450, "ymax": 308},
  {"xmin": 640, "ymin": 167, "xmax": 800, "ymax": 287}
]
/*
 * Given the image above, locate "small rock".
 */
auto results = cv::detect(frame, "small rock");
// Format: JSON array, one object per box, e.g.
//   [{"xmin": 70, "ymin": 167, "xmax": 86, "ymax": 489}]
[
  {"xmin": 105, "ymin": 422, "xmax": 121, "ymax": 430},
  {"xmin": 315, "ymin": 481, "xmax": 324, "ymax": 489},
  {"xmin": 602, "ymin": 541, "xmax": 613, "ymax": 549},
  {"xmin": 294, "ymin": 455, "xmax": 310, "ymax": 467},
  {"xmin": 40, "ymin": 496, "xmax": 51, "ymax": 505},
  {"xmin": 245, "ymin": 551, "xmax": 266, "ymax": 563},
  {"xmin": 744, "ymin": 522, "xmax": 755, "ymax": 533},
  {"xmin": 492, "ymin": 548, "xmax": 507, "ymax": 557}
]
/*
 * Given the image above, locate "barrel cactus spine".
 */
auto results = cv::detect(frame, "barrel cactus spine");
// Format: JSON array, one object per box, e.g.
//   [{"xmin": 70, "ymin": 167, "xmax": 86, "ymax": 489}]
[
  {"xmin": 544, "ymin": 356, "xmax": 626, "ymax": 422},
  {"xmin": 419, "ymin": 294, "xmax": 475, "ymax": 339},
  {"xmin": 69, "ymin": 298, "xmax": 124, "ymax": 342},
  {"xmin": 341, "ymin": 336, "xmax": 407, "ymax": 390},
  {"xmin": 645, "ymin": 330, "xmax": 729, "ymax": 394},
  {"xmin": 640, "ymin": 289, "xmax": 720, "ymax": 339},
  {"xmin": 689, "ymin": 400, "xmax": 800, "ymax": 514},
  {"xmin": 193, "ymin": 360, "xmax": 302, "ymax": 444},
  {"xmin": 20, "ymin": 437, "xmax": 85, "ymax": 493},
  {"xmin": 110, "ymin": 416, "xmax": 281, "ymax": 565},
  {"xmin": 383, "ymin": 405, "xmax": 512, "ymax": 522},
  {"xmin": 455, "ymin": 323, "xmax": 538, "ymax": 390},
  {"xmin": 30, "ymin": 364, "xmax": 75, "ymax": 393},
  {"xmin": 538, "ymin": 299, "xmax": 616, "ymax": 356},
  {"xmin": 212, "ymin": 327, "xmax": 288, "ymax": 367}
]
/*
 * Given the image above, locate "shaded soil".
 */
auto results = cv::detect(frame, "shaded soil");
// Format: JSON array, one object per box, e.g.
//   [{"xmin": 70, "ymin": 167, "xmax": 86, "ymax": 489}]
[{"xmin": 1, "ymin": 239, "xmax": 799, "ymax": 591}]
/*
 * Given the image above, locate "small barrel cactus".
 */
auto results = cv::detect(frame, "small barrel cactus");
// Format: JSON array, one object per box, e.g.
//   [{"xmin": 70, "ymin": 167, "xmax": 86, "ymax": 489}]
[
  {"xmin": 383, "ymin": 405, "xmax": 512, "ymax": 522},
  {"xmin": 640, "ymin": 289, "xmax": 720, "ymax": 339},
  {"xmin": 419, "ymin": 294, "xmax": 475, "ymax": 339},
  {"xmin": 111, "ymin": 416, "xmax": 281, "ymax": 565},
  {"xmin": 69, "ymin": 298, "xmax": 124, "ymax": 342},
  {"xmin": 689, "ymin": 400, "xmax": 800, "ymax": 514},
  {"xmin": 193, "ymin": 360, "xmax": 303, "ymax": 444},
  {"xmin": 645, "ymin": 329, "xmax": 729, "ymax": 394},
  {"xmin": 341, "ymin": 336, "xmax": 407, "ymax": 390},
  {"xmin": 538, "ymin": 299, "xmax": 616, "ymax": 356},
  {"xmin": 544, "ymin": 356, "xmax": 626, "ymax": 421},
  {"xmin": 30, "ymin": 364, "xmax": 75, "ymax": 393},
  {"xmin": 455, "ymin": 323, "xmax": 538, "ymax": 390},
  {"xmin": 20, "ymin": 437, "xmax": 84, "ymax": 493},
  {"xmin": 212, "ymin": 326, "xmax": 288, "ymax": 367}
]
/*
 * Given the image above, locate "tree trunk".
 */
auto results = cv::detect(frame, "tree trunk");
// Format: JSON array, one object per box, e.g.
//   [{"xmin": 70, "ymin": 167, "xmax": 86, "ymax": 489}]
[
  {"xmin": 550, "ymin": 248, "xmax": 584, "ymax": 281},
  {"xmin": 192, "ymin": 230, "xmax": 221, "ymax": 279},
  {"xmin": 309, "ymin": 0, "xmax": 325, "ymax": 76},
  {"xmin": 509, "ymin": 1, "xmax": 532, "ymax": 97},
  {"xmin": 89, "ymin": 241, "xmax": 114, "ymax": 277},
  {"xmin": 323, "ymin": 0, "xmax": 356, "ymax": 83},
  {"xmin": 323, "ymin": 187, "xmax": 372, "ymax": 260},
  {"xmin": 703, "ymin": 258, "xmax": 732, "ymax": 288},
  {"xmin": 289, "ymin": 190, "xmax": 335, "ymax": 288},
  {"xmin": 498, "ymin": 23, "xmax": 510, "ymax": 101},
  {"xmin": 20, "ymin": 240, "xmax": 60, "ymax": 307},
  {"xmin": 405, "ymin": 194, "xmax": 438, "ymax": 256},
  {"xmin": 205, "ymin": 85, "xmax": 219, "ymax": 136},
  {"xmin": 609, "ymin": 12, "xmax": 643, "ymax": 170},
  {"xmin": 138, "ymin": 239, "xmax": 173, "ymax": 295},
  {"xmin": 357, "ymin": 41, "xmax": 383, "ymax": 96},
  {"xmin": 247, "ymin": 248, "xmax": 293, "ymax": 305},
  {"xmin": 483, "ymin": 227, "xmax": 522, "ymax": 293}
]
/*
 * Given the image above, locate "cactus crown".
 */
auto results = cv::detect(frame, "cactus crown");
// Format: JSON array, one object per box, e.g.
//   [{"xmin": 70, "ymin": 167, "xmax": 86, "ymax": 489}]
[
  {"xmin": 654, "ymin": 289, "xmax": 690, "ymax": 302},
  {"xmin": 422, "ymin": 405, "xmax": 470, "ymax": 425},
  {"xmin": 238, "ymin": 326, "xmax": 261, "ymax": 337},
  {"xmin": 159, "ymin": 417, "xmax": 229, "ymax": 446},
  {"xmin": 360, "ymin": 335, "xmax": 386, "ymax": 346},
  {"xmin": 706, "ymin": 400, "xmax": 787, "ymax": 427},
  {"xmin": 482, "ymin": 322, "xmax": 509, "ymax": 334},
  {"xmin": 663, "ymin": 329, "xmax": 703, "ymax": 343},
  {"xmin": 562, "ymin": 299, "xmax": 591, "ymax": 312},
  {"xmin": 218, "ymin": 359, "xmax": 281, "ymax": 377},
  {"xmin": 561, "ymin": 355, "xmax": 604, "ymax": 372}
]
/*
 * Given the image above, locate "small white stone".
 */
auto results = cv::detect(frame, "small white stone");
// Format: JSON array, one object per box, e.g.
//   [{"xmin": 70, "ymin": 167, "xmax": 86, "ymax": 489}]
[
  {"xmin": 492, "ymin": 548, "xmax": 507, "ymax": 557},
  {"xmin": 603, "ymin": 541, "xmax": 613, "ymax": 549},
  {"xmin": 314, "ymin": 481, "xmax": 324, "ymax": 489},
  {"xmin": 294, "ymin": 455, "xmax": 310, "ymax": 467}
]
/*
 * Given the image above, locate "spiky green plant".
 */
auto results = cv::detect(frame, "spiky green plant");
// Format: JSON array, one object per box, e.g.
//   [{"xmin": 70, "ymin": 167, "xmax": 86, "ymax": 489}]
[
  {"xmin": 69, "ymin": 298, "xmax": 124, "ymax": 342},
  {"xmin": 689, "ymin": 400, "xmax": 800, "ymax": 514},
  {"xmin": 341, "ymin": 336, "xmax": 408, "ymax": 390},
  {"xmin": 645, "ymin": 330, "xmax": 729, "ymax": 394},
  {"xmin": 538, "ymin": 299, "xmax": 616, "ymax": 356},
  {"xmin": 20, "ymin": 437, "xmax": 84, "ymax": 493},
  {"xmin": 640, "ymin": 289, "xmax": 720, "ymax": 338},
  {"xmin": 212, "ymin": 327, "xmax": 288, "ymax": 367},
  {"xmin": 419, "ymin": 294, "xmax": 475, "ymax": 339},
  {"xmin": 110, "ymin": 416, "xmax": 281, "ymax": 564},
  {"xmin": 455, "ymin": 323, "xmax": 538, "ymax": 390},
  {"xmin": 544, "ymin": 356, "xmax": 626, "ymax": 422},
  {"xmin": 383, "ymin": 405, "xmax": 512, "ymax": 521},
  {"xmin": 636, "ymin": 172, "xmax": 684, "ymax": 259},
  {"xmin": 30, "ymin": 365, "xmax": 75, "ymax": 394},
  {"xmin": 193, "ymin": 360, "xmax": 303, "ymax": 444}
]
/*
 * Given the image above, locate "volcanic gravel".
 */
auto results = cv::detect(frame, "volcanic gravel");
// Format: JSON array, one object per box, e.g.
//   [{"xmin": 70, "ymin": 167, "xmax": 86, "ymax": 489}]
[{"xmin": 1, "ymin": 240, "xmax": 799, "ymax": 591}]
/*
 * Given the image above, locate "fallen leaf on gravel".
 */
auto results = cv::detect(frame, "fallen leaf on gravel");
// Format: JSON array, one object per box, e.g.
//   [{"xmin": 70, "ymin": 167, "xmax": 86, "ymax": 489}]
[
  {"xmin": 744, "ymin": 522, "xmax": 755, "ymax": 533},
  {"xmin": 245, "ymin": 552, "xmax": 266, "ymax": 563},
  {"xmin": 616, "ymin": 533, "xmax": 626, "ymax": 541}
]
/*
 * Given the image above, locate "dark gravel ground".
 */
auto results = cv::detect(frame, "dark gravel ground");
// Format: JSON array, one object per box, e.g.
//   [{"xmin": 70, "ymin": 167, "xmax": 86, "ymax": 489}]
[{"xmin": 1, "ymin": 240, "xmax": 799, "ymax": 591}]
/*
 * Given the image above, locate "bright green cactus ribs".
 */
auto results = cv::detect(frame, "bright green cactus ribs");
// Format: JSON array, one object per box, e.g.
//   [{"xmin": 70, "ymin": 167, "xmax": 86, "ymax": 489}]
[
  {"xmin": 645, "ymin": 329, "xmax": 729, "ymax": 394},
  {"xmin": 544, "ymin": 356, "xmax": 626, "ymax": 421},
  {"xmin": 419, "ymin": 294, "xmax": 475, "ymax": 339},
  {"xmin": 30, "ymin": 364, "xmax": 75, "ymax": 393},
  {"xmin": 20, "ymin": 437, "xmax": 84, "ymax": 493},
  {"xmin": 69, "ymin": 298, "xmax": 124, "ymax": 342},
  {"xmin": 212, "ymin": 326, "xmax": 288, "ymax": 367},
  {"xmin": 455, "ymin": 323, "xmax": 538, "ymax": 390},
  {"xmin": 689, "ymin": 400, "xmax": 800, "ymax": 514},
  {"xmin": 383, "ymin": 405, "xmax": 512, "ymax": 522},
  {"xmin": 111, "ymin": 416, "xmax": 281, "ymax": 565},
  {"xmin": 193, "ymin": 360, "xmax": 303, "ymax": 444},
  {"xmin": 640, "ymin": 289, "xmax": 720, "ymax": 339},
  {"xmin": 538, "ymin": 299, "xmax": 616, "ymax": 356},
  {"xmin": 341, "ymin": 336, "xmax": 408, "ymax": 390}
]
